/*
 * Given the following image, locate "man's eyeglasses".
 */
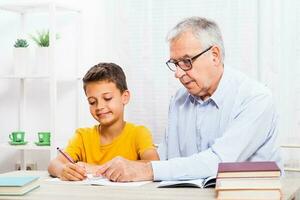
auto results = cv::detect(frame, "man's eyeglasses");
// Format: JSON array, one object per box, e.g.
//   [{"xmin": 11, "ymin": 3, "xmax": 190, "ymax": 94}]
[{"xmin": 166, "ymin": 46, "xmax": 213, "ymax": 72}]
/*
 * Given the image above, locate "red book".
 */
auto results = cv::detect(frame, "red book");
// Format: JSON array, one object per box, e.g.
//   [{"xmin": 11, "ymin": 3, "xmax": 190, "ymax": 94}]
[{"xmin": 217, "ymin": 161, "xmax": 280, "ymax": 178}]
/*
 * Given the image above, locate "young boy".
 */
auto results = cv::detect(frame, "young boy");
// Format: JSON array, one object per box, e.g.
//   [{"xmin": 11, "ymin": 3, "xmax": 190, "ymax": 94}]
[{"xmin": 48, "ymin": 63, "xmax": 159, "ymax": 181}]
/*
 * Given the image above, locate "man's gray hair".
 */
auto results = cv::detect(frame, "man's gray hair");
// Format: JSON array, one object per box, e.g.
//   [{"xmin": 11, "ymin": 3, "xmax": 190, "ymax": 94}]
[{"xmin": 167, "ymin": 17, "xmax": 225, "ymax": 62}]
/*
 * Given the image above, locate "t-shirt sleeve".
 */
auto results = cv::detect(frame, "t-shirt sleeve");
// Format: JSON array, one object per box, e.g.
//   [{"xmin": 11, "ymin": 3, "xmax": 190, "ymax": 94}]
[
  {"xmin": 64, "ymin": 129, "xmax": 84, "ymax": 162},
  {"xmin": 135, "ymin": 126, "xmax": 155, "ymax": 156}
]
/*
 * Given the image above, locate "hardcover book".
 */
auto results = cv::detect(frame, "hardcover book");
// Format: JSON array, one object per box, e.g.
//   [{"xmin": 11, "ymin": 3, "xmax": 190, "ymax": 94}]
[
  {"xmin": 217, "ymin": 161, "xmax": 280, "ymax": 178},
  {"xmin": 217, "ymin": 189, "xmax": 281, "ymax": 200},
  {"xmin": 0, "ymin": 176, "xmax": 40, "ymax": 196},
  {"xmin": 215, "ymin": 177, "xmax": 281, "ymax": 190}
]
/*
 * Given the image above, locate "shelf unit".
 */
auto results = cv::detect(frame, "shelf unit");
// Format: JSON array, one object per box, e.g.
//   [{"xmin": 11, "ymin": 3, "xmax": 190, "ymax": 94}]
[
  {"xmin": 0, "ymin": 2, "xmax": 82, "ymax": 170},
  {"xmin": 0, "ymin": 142, "xmax": 51, "ymax": 170}
]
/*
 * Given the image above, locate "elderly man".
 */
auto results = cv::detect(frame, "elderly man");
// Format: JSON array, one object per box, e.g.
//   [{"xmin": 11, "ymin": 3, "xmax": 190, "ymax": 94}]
[{"xmin": 96, "ymin": 17, "xmax": 282, "ymax": 182}]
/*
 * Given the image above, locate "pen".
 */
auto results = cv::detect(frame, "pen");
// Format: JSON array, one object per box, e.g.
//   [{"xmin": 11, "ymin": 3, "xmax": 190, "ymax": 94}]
[{"xmin": 56, "ymin": 147, "xmax": 75, "ymax": 164}]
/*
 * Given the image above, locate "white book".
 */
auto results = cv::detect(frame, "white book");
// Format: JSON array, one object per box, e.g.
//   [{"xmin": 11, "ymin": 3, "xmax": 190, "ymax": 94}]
[
  {"xmin": 217, "ymin": 189, "xmax": 281, "ymax": 200},
  {"xmin": 216, "ymin": 177, "xmax": 281, "ymax": 190}
]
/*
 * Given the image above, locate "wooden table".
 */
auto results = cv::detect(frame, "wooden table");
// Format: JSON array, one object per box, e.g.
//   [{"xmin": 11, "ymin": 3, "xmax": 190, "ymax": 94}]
[{"xmin": 0, "ymin": 171, "xmax": 299, "ymax": 200}]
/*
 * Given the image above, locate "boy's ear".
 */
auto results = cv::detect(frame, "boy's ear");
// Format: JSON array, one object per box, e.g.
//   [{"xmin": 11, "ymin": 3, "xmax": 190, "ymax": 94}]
[{"xmin": 121, "ymin": 90, "xmax": 130, "ymax": 105}]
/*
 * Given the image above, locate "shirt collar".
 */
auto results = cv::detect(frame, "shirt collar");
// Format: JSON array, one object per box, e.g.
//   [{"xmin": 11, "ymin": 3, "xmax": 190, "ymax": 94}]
[{"xmin": 210, "ymin": 66, "xmax": 229, "ymax": 108}]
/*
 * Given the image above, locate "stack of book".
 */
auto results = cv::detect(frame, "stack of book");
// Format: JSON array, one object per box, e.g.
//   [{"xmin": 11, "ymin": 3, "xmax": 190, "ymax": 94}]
[
  {"xmin": 0, "ymin": 176, "xmax": 40, "ymax": 196},
  {"xmin": 215, "ymin": 161, "xmax": 281, "ymax": 200}
]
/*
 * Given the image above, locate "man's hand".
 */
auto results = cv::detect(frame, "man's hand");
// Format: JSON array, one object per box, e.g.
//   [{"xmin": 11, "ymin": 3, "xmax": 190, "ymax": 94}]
[
  {"xmin": 77, "ymin": 161, "xmax": 100, "ymax": 175},
  {"xmin": 96, "ymin": 156, "xmax": 154, "ymax": 182},
  {"xmin": 59, "ymin": 162, "xmax": 87, "ymax": 181}
]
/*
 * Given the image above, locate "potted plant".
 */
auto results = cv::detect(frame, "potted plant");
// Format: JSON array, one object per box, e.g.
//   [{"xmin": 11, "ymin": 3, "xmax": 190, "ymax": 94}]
[
  {"xmin": 14, "ymin": 39, "xmax": 29, "ymax": 48},
  {"xmin": 30, "ymin": 30, "xmax": 59, "ymax": 75},
  {"xmin": 30, "ymin": 30, "xmax": 50, "ymax": 47},
  {"xmin": 13, "ymin": 39, "xmax": 30, "ymax": 76}
]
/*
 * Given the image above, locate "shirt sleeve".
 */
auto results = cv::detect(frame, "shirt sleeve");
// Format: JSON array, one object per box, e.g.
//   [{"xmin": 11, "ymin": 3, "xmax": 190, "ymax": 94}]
[
  {"xmin": 135, "ymin": 126, "xmax": 155, "ymax": 157},
  {"xmin": 152, "ymin": 92, "xmax": 278, "ymax": 181},
  {"xmin": 64, "ymin": 129, "xmax": 84, "ymax": 162}
]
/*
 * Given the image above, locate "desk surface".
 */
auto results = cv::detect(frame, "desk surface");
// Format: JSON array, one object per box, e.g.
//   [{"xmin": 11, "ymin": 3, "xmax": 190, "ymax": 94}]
[{"xmin": 0, "ymin": 171, "xmax": 299, "ymax": 200}]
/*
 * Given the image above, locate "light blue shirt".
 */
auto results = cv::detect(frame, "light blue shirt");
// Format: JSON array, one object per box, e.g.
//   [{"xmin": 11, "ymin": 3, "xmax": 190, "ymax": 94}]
[{"xmin": 151, "ymin": 67, "xmax": 282, "ymax": 181}]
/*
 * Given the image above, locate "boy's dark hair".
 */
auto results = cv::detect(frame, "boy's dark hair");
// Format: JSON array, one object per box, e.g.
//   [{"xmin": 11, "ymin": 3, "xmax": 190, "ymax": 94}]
[{"xmin": 83, "ymin": 63, "xmax": 128, "ymax": 93}]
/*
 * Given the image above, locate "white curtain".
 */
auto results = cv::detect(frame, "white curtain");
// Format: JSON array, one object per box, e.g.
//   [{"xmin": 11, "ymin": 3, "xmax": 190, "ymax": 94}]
[{"xmin": 98, "ymin": 0, "xmax": 300, "ymax": 168}]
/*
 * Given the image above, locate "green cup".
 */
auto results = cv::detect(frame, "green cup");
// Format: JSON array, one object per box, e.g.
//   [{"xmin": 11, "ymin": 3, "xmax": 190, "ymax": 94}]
[
  {"xmin": 38, "ymin": 132, "xmax": 51, "ymax": 144},
  {"xmin": 9, "ymin": 131, "xmax": 25, "ymax": 143}
]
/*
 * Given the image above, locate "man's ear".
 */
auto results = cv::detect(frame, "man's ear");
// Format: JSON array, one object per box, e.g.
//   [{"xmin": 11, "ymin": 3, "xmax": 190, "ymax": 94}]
[
  {"xmin": 122, "ymin": 90, "xmax": 130, "ymax": 105},
  {"xmin": 211, "ymin": 46, "xmax": 222, "ymax": 66}
]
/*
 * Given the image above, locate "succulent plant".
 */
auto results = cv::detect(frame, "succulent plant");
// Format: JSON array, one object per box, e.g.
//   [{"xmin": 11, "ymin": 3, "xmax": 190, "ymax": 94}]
[
  {"xmin": 14, "ymin": 39, "xmax": 29, "ymax": 48},
  {"xmin": 30, "ymin": 30, "xmax": 59, "ymax": 47}
]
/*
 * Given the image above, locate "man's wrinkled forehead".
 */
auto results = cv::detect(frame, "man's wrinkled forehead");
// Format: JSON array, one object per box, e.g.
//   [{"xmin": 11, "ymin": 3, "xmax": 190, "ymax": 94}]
[{"xmin": 169, "ymin": 31, "xmax": 202, "ymax": 60}]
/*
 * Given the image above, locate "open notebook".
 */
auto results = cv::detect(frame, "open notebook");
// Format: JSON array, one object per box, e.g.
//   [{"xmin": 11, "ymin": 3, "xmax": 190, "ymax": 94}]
[
  {"xmin": 46, "ymin": 174, "xmax": 151, "ymax": 187},
  {"xmin": 157, "ymin": 176, "xmax": 216, "ymax": 188}
]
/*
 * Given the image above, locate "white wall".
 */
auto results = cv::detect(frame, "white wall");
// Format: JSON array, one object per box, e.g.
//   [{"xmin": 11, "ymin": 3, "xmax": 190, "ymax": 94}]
[{"xmin": 0, "ymin": 0, "xmax": 299, "ymax": 172}]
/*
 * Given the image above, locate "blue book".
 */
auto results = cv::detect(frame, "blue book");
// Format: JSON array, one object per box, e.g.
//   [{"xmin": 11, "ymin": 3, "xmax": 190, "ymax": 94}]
[{"xmin": 0, "ymin": 176, "xmax": 40, "ymax": 196}]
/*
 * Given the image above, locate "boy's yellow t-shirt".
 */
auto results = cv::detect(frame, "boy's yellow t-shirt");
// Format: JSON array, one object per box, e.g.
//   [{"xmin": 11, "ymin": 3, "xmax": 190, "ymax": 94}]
[{"xmin": 65, "ymin": 122, "xmax": 155, "ymax": 164}]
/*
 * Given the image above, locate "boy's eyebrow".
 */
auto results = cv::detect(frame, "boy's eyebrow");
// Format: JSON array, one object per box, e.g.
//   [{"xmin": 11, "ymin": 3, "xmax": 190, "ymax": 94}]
[
  {"xmin": 87, "ymin": 92, "xmax": 112, "ymax": 99},
  {"xmin": 102, "ymin": 92, "xmax": 112, "ymax": 95}
]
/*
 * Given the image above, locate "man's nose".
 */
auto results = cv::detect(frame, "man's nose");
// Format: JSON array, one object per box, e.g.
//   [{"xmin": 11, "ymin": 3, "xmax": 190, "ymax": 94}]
[{"xmin": 175, "ymin": 66, "xmax": 186, "ymax": 79}]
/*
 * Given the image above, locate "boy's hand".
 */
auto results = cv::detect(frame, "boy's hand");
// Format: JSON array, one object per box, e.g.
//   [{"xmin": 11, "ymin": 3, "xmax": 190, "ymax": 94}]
[{"xmin": 59, "ymin": 162, "xmax": 87, "ymax": 181}]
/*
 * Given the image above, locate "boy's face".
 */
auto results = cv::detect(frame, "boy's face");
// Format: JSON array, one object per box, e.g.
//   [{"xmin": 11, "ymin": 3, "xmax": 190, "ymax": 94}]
[{"xmin": 85, "ymin": 81, "xmax": 130, "ymax": 126}]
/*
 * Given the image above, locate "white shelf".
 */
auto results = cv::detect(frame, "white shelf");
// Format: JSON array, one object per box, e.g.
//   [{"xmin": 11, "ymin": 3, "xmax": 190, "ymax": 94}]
[
  {"xmin": 284, "ymin": 167, "xmax": 300, "ymax": 172},
  {"xmin": 0, "ymin": 142, "xmax": 51, "ymax": 150},
  {"xmin": 281, "ymin": 144, "xmax": 300, "ymax": 149},
  {"xmin": 1, "ymin": 142, "xmax": 51, "ymax": 170},
  {"xmin": 0, "ymin": 2, "xmax": 81, "ymax": 13}
]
